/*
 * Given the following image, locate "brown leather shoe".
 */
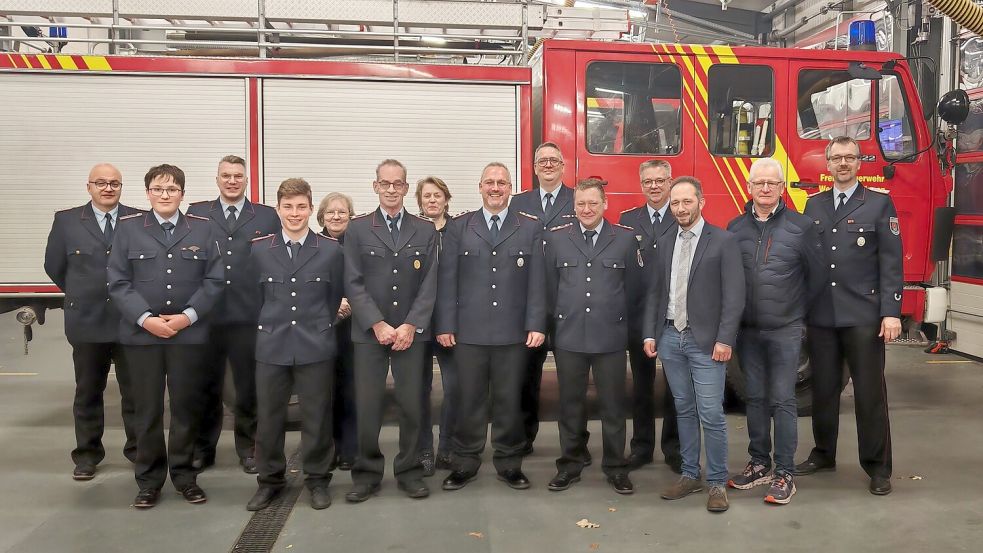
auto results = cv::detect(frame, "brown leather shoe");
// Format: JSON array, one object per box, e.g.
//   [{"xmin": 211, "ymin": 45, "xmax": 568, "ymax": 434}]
[
  {"xmin": 660, "ymin": 476, "xmax": 704, "ymax": 500},
  {"xmin": 706, "ymin": 485, "xmax": 729, "ymax": 512}
]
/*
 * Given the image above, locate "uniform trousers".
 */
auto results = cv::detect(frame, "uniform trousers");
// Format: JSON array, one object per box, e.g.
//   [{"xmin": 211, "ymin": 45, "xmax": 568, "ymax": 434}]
[
  {"xmin": 255, "ymin": 360, "xmax": 334, "ymax": 490},
  {"xmin": 332, "ymin": 317, "xmax": 357, "ymax": 462},
  {"xmin": 807, "ymin": 324, "xmax": 892, "ymax": 479},
  {"xmin": 70, "ymin": 341, "xmax": 137, "ymax": 466},
  {"xmin": 122, "ymin": 344, "xmax": 209, "ymax": 491},
  {"xmin": 450, "ymin": 343, "xmax": 527, "ymax": 475},
  {"xmin": 351, "ymin": 342, "xmax": 426, "ymax": 485},
  {"xmin": 196, "ymin": 323, "xmax": 258, "ymax": 462},
  {"xmin": 626, "ymin": 340, "xmax": 680, "ymax": 461},
  {"xmin": 419, "ymin": 341, "xmax": 457, "ymax": 455},
  {"xmin": 553, "ymin": 349, "xmax": 629, "ymax": 476}
]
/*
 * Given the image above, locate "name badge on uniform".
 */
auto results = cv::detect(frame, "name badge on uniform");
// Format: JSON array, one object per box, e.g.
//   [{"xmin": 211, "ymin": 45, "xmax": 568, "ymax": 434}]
[
  {"xmin": 413, "ymin": 259, "xmax": 422, "ymax": 270},
  {"xmin": 857, "ymin": 237, "xmax": 866, "ymax": 247},
  {"xmin": 517, "ymin": 257, "xmax": 524, "ymax": 268}
]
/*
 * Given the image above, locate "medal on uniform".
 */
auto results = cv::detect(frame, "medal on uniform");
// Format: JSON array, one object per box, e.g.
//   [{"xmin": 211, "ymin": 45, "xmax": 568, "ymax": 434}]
[
  {"xmin": 413, "ymin": 259, "xmax": 422, "ymax": 270},
  {"xmin": 636, "ymin": 250, "xmax": 644, "ymax": 267},
  {"xmin": 517, "ymin": 257, "xmax": 524, "ymax": 267},
  {"xmin": 857, "ymin": 237, "xmax": 866, "ymax": 247}
]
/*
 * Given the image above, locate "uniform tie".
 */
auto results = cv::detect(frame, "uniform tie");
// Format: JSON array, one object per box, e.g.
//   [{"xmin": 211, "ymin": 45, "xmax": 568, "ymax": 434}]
[
  {"xmin": 836, "ymin": 192, "xmax": 847, "ymax": 212},
  {"xmin": 387, "ymin": 212, "xmax": 401, "ymax": 246},
  {"xmin": 226, "ymin": 205, "xmax": 237, "ymax": 227},
  {"xmin": 103, "ymin": 213, "xmax": 114, "ymax": 244},
  {"xmin": 288, "ymin": 240, "xmax": 301, "ymax": 264},
  {"xmin": 652, "ymin": 210, "xmax": 661, "ymax": 232},
  {"xmin": 673, "ymin": 230, "xmax": 695, "ymax": 331},
  {"xmin": 490, "ymin": 214, "xmax": 500, "ymax": 242},
  {"xmin": 544, "ymin": 192, "xmax": 554, "ymax": 217},
  {"xmin": 160, "ymin": 221, "xmax": 174, "ymax": 244},
  {"xmin": 584, "ymin": 229, "xmax": 597, "ymax": 250}
]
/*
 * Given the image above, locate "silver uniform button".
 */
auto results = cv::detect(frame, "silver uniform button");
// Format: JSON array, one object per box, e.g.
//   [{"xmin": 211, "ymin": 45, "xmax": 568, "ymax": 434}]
[
  {"xmin": 268, "ymin": 277, "xmax": 273, "ymax": 282},
  {"xmin": 393, "ymin": 252, "xmax": 398, "ymax": 257},
  {"xmin": 492, "ymin": 301, "xmax": 498, "ymax": 306},
  {"xmin": 226, "ymin": 280, "xmax": 231, "ymax": 284},
  {"xmin": 165, "ymin": 300, "xmax": 171, "ymax": 305},
  {"xmin": 226, "ymin": 265, "xmax": 231, "ymax": 270},
  {"xmin": 167, "ymin": 253, "xmax": 173, "ymax": 259},
  {"xmin": 258, "ymin": 325, "xmax": 263, "ymax": 330},
  {"xmin": 831, "ymin": 282, "xmax": 837, "ymax": 286},
  {"xmin": 291, "ymin": 277, "xmax": 297, "ymax": 282},
  {"xmin": 291, "ymin": 292, "xmax": 297, "ymax": 297},
  {"xmin": 228, "ymin": 236, "xmax": 233, "ymax": 241},
  {"xmin": 291, "ymin": 321, "xmax": 296, "ymax": 325},
  {"xmin": 393, "ymin": 269, "xmax": 398, "ymax": 274},
  {"xmin": 587, "ymin": 262, "xmax": 592, "ymax": 267},
  {"xmin": 491, "ymin": 285, "xmax": 496, "ymax": 289},
  {"xmin": 166, "ymin": 269, "xmax": 172, "ymax": 274},
  {"xmin": 585, "ymin": 307, "xmax": 591, "ymax": 312},
  {"xmin": 832, "ymin": 229, "xmax": 837, "ymax": 233},
  {"xmin": 492, "ymin": 268, "xmax": 497, "ymax": 272},
  {"xmin": 291, "ymin": 306, "xmax": 297, "ymax": 311},
  {"xmin": 393, "ymin": 301, "xmax": 398, "ymax": 306},
  {"xmin": 586, "ymin": 292, "xmax": 590, "ymax": 297},
  {"xmin": 139, "ymin": 255, "xmax": 145, "ymax": 259},
  {"xmin": 586, "ymin": 277, "xmax": 591, "ymax": 282},
  {"xmin": 166, "ymin": 284, "xmax": 172, "ymax": 289},
  {"xmin": 392, "ymin": 286, "xmax": 398, "ymax": 291},
  {"xmin": 831, "ymin": 264, "xmax": 835, "ymax": 268},
  {"xmin": 492, "ymin": 251, "xmax": 497, "ymax": 256},
  {"xmin": 831, "ymin": 246, "xmax": 837, "ymax": 250},
  {"xmin": 316, "ymin": 277, "xmax": 321, "ymax": 281},
  {"xmin": 227, "ymin": 251, "xmax": 232, "ymax": 255}
]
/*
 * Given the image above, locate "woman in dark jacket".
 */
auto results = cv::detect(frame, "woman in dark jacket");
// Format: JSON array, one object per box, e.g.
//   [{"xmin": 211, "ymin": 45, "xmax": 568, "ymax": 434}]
[
  {"xmin": 317, "ymin": 192, "xmax": 357, "ymax": 470},
  {"xmin": 415, "ymin": 176, "xmax": 456, "ymax": 475}
]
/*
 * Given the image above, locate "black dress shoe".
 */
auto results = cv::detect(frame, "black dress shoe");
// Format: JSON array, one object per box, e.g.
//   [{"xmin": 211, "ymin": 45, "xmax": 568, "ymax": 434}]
[
  {"xmin": 133, "ymin": 488, "xmax": 160, "ymax": 509},
  {"xmin": 607, "ymin": 473, "xmax": 635, "ymax": 495},
  {"xmin": 794, "ymin": 457, "xmax": 836, "ymax": 476},
  {"xmin": 442, "ymin": 470, "xmax": 477, "ymax": 491},
  {"xmin": 869, "ymin": 476, "xmax": 893, "ymax": 496},
  {"xmin": 246, "ymin": 487, "xmax": 281, "ymax": 511},
  {"xmin": 178, "ymin": 483, "xmax": 207, "ymax": 504},
  {"xmin": 497, "ymin": 469, "xmax": 531, "ymax": 490},
  {"xmin": 345, "ymin": 483, "xmax": 381, "ymax": 503},
  {"xmin": 627, "ymin": 453, "xmax": 654, "ymax": 471},
  {"xmin": 548, "ymin": 471, "xmax": 581, "ymax": 491},
  {"xmin": 397, "ymin": 478, "xmax": 430, "ymax": 499},
  {"xmin": 310, "ymin": 485, "xmax": 332, "ymax": 509},
  {"xmin": 73, "ymin": 464, "xmax": 96, "ymax": 481},
  {"xmin": 241, "ymin": 457, "xmax": 258, "ymax": 475}
]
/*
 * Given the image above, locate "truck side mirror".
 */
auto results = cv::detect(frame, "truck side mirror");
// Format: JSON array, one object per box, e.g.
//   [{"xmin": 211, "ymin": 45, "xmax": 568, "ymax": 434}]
[{"xmin": 938, "ymin": 89, "xmax": 970, "ymax": 125}]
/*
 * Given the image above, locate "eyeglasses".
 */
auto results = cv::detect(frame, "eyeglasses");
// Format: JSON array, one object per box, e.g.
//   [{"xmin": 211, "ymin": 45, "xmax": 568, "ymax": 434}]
[
  {"xmin": 641, "ymin": 178, "xmax": 671, "ymax": 187},
  {"xmin": 324, "ymin": 210, "xmax": 350, "ymax": 218},
  {"xmin": 749, "ymin": 180, "xmax": 785, "ymax": 189},
  {"xmin": 148, "ymin": 187, "xmax": 183, "ymax": 197},
  {"xmin": 89, "ymin": 180, "xmax": 122, "ymax": 190},
  {"xmin": 536, "ymin": 157, "xmax": 563, "ymax": 167},
  {"xmin": 376, "ymin": 180, "xmax": 408, "ymax": 191},
  {"xmin": 828, "ymin": 155, "xmax": 859, "ymax": 164},
  {"xmin": 480, "ymin": 179, "xmax": 512, "ymax": 188},
  {"xmin": 219, "ymin": 174, "xmax": 245, "ymax": 182}
]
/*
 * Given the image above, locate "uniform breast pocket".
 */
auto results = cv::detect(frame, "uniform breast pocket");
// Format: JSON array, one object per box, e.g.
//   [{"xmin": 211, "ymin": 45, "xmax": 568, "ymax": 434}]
[
  {"xmin": 509, "ymin": 247, "xmax": 531, "ymax": 269},
  {"xmin": 403, "ymin": 245, "xmax": 428, "ymax": 272},
  {"xmin": 178, "ymin": 249, "xmax": 208, "ymax": 280},
  {"xmin": 556, "ymin": 258, "xmax": 579, "ymax": 269},
  {"xmin": 128, "ymin": 250, "xmax": 158, "ymax": 281},
  {"xmin": 846, "ymin": 222, "xmax": 877, "ymax": 249},
  {"xmin": 361, "ymin": 245, "xmax": 388, "ymax": 273},
  {"xmin": 260, "ymin": 273, "xmax": 284, "ymax": 301},
  {"xmin": 602, "ymin": 258, "xmax": 626, "ymax": 271},
  {"xmin": 306, "ymin": 272, "xmax": 330, "ymax": 290},
  {"xmin": 67, "ymin": 246, "xmax": 95, "ymax": 270}
]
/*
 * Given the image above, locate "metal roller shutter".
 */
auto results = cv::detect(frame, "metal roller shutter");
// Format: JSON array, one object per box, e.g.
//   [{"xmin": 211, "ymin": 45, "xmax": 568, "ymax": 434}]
[
  {"xmin": 0, "ymin": 73, "xmax": 247, "ymax": 284},
  {"xmin": 261, "ymin": 79, "xmax": 520, "ymax": 219}
]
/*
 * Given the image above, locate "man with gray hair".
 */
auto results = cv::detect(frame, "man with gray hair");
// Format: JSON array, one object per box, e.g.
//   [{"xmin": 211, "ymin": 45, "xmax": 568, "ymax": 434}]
[{"xmin": 724, "ymin": 158, "xmax": 825, "ymax": 504}]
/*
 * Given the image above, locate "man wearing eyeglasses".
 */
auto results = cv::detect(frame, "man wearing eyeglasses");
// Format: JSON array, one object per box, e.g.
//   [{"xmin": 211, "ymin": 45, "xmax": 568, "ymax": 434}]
[
  {"xmin": 188, "ymin": 155, "xmax": 280, "ymax": 475},
  {"xmin": 44, "ymin": 164, "xmax": 142, "ymax": 482},
  {"xmin": 795, "ymin": 136, "xmax": 903, "ymax": 496},
  {"xmin": 108, "ymin": 164, "xmax": 223, "ymax": 509},
  {"xmin": 436, "ymin": 162, "xmax": 546, "ymax": 492},
  {"xmin": 724, "ymin": 158, "xmax": 825, "ymax": 505},
  {"xmin": 617, "ymin": 159, "xmax": 681, "ymax": 475},
  {"xmin": 343, "ymin": 159, "xmax": 438, "ymax": 503},
  {"xmin": 509, "ymin": 141, "xmax": 577, "ymax": 455}
]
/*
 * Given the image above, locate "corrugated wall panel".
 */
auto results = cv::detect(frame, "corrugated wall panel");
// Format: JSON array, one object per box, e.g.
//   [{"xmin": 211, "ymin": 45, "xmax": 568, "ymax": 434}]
[
  {"xmin": 0, "ymin": 73, "xmax": 247, "ymax": 284},
  {"xmin": 261, "ymin": 79, "xmax": 519, "ymax": 220}
]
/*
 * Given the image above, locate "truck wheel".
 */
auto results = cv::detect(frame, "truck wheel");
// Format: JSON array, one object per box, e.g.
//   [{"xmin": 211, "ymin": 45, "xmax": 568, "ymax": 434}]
[{"xmin": 724, "ymin": 327, "xmax": 848, "ymax": 417}]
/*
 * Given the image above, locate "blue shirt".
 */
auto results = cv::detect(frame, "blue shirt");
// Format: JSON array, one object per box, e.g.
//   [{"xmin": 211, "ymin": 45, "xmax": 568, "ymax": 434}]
[{"xmin": 91, "ymin": 202, "xmax": 119, "ymax": 233}]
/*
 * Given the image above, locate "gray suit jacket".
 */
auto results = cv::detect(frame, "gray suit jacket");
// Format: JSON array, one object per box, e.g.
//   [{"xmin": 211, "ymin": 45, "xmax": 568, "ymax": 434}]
[
  {"xmin": 344, "ymin": 207, "xmax": 438, "ymax": 343},
  {"xmin": 545, "ymin": 221, "xmax": 640, "ymax": 354},
  {"xmin": 434, "ymin": 209, "xmax": 547, "ymax": 345},
  {"xmin": 643, "ymin": 220, "xmax": 745, "ymax": 354}
]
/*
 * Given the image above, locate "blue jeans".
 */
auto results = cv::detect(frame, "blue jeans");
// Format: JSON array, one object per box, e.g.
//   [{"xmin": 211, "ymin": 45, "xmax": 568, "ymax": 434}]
[
  {"xmin": 658, "ymin": 325, "xmax": 728, "ymax": 486},
  {"xmin": 737, "ymin": 323, "xmax": 802, "ymax": 476}
]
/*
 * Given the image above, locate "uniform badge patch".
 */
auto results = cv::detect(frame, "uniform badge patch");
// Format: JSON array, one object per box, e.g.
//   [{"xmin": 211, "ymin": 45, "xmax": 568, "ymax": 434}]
[
  {"xmin": 857, "ymin": 237, "xmax": 866, "ymax": 247},
  {"xmin": 413, "ymin": 259, "xmax": 422, "ymax": 270},
  {"xmin": 889, "ymin": 217, "xmax": 900, "ymax": 236},
  {"xmin": 894, "ymin": 293, "xmax": 902, "ymax": 301},
  {"xmin": 517, "ymin": 257, "xmax": 524, "ymax": 268},
  {"xmin": 635, "ymin": 235, "xmax": 643, "ymax": 242}
]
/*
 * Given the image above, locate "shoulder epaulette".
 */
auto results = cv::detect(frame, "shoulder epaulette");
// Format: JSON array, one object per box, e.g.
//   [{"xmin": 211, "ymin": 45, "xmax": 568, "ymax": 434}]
[
  {"xmin": 252, "ymin": 234, "xmax": 275, "ymax": 243},
  {"xmin": 453, "ymin": 210, "xmax": 476, "ymax": 219},
  {"xmin": 807, "ymin": 190, "xmax": 824, "ymax": 198},
  {"xmin": 518, "ymin": 211, "xmax": 538, "ymax": 220},
  {"xmin": 512, "ymin": 189, "xmax": 532, "ymax": 196},
  {"xmin": 119, "ymin": 213, "xmax": 142, "ymax": 221},
  {"xmin": 321, "ymin": 234, "xmax": 339, "ymax": 242},
  {"xmin": 549, "ymin": 222, "xmax": 574, "ymax": 232},
  {"xmin": 867, "ymin": 186, "xmax": 890, "ymax": 195},
  {"xmin": 187, "ymin": 213, "xmax": 209, "ymax": 221},
  {"xmin": 408, "ymin": 212, "xmax": 431, "ymax": 222},
  {"xmin": 620, "ymin": 206, "xmax": 638, "ymax": 214},
  {"xmin": 189, "ymin": 200, "xmax": 210, "ymax": 205},
  {"xmin": 614, "ymin": 223, "xmax": 634, "ymax": 231},
  {"xmin": 561, "ymin": 214, "xmax": 576, "ymax": 219},
  {"xmin": 351, "ymin": 212, "xmax": 372, "ymax": 220}
]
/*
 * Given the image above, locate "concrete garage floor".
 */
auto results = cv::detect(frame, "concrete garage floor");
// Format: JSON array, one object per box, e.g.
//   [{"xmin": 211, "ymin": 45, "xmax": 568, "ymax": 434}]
[{"xmin": 0, "ymin": 311, "xmax": 981, "ymax": 553}]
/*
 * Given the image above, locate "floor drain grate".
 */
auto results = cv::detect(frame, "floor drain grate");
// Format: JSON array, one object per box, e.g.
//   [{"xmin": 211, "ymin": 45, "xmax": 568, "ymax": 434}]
[{"xmin": 230, "ymin": 449, "xmax": 302, "ymax": 553}]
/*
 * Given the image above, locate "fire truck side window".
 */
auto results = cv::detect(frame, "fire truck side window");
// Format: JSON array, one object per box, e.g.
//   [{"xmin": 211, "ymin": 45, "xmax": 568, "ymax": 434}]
[
  {"xmin": 797, "ymin": 70, "xmax": 871, "ymax": 141},
  {"xmin": 707, "ymin": 64, "xmax": 774, "ymax": 157},
  {"xmin": 585, "ymin": 62, "xmax": 682, "ymax": 155},
  {"xmin": 877, "ymin": 74, "xmax": 917, "ymax": 160}
]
